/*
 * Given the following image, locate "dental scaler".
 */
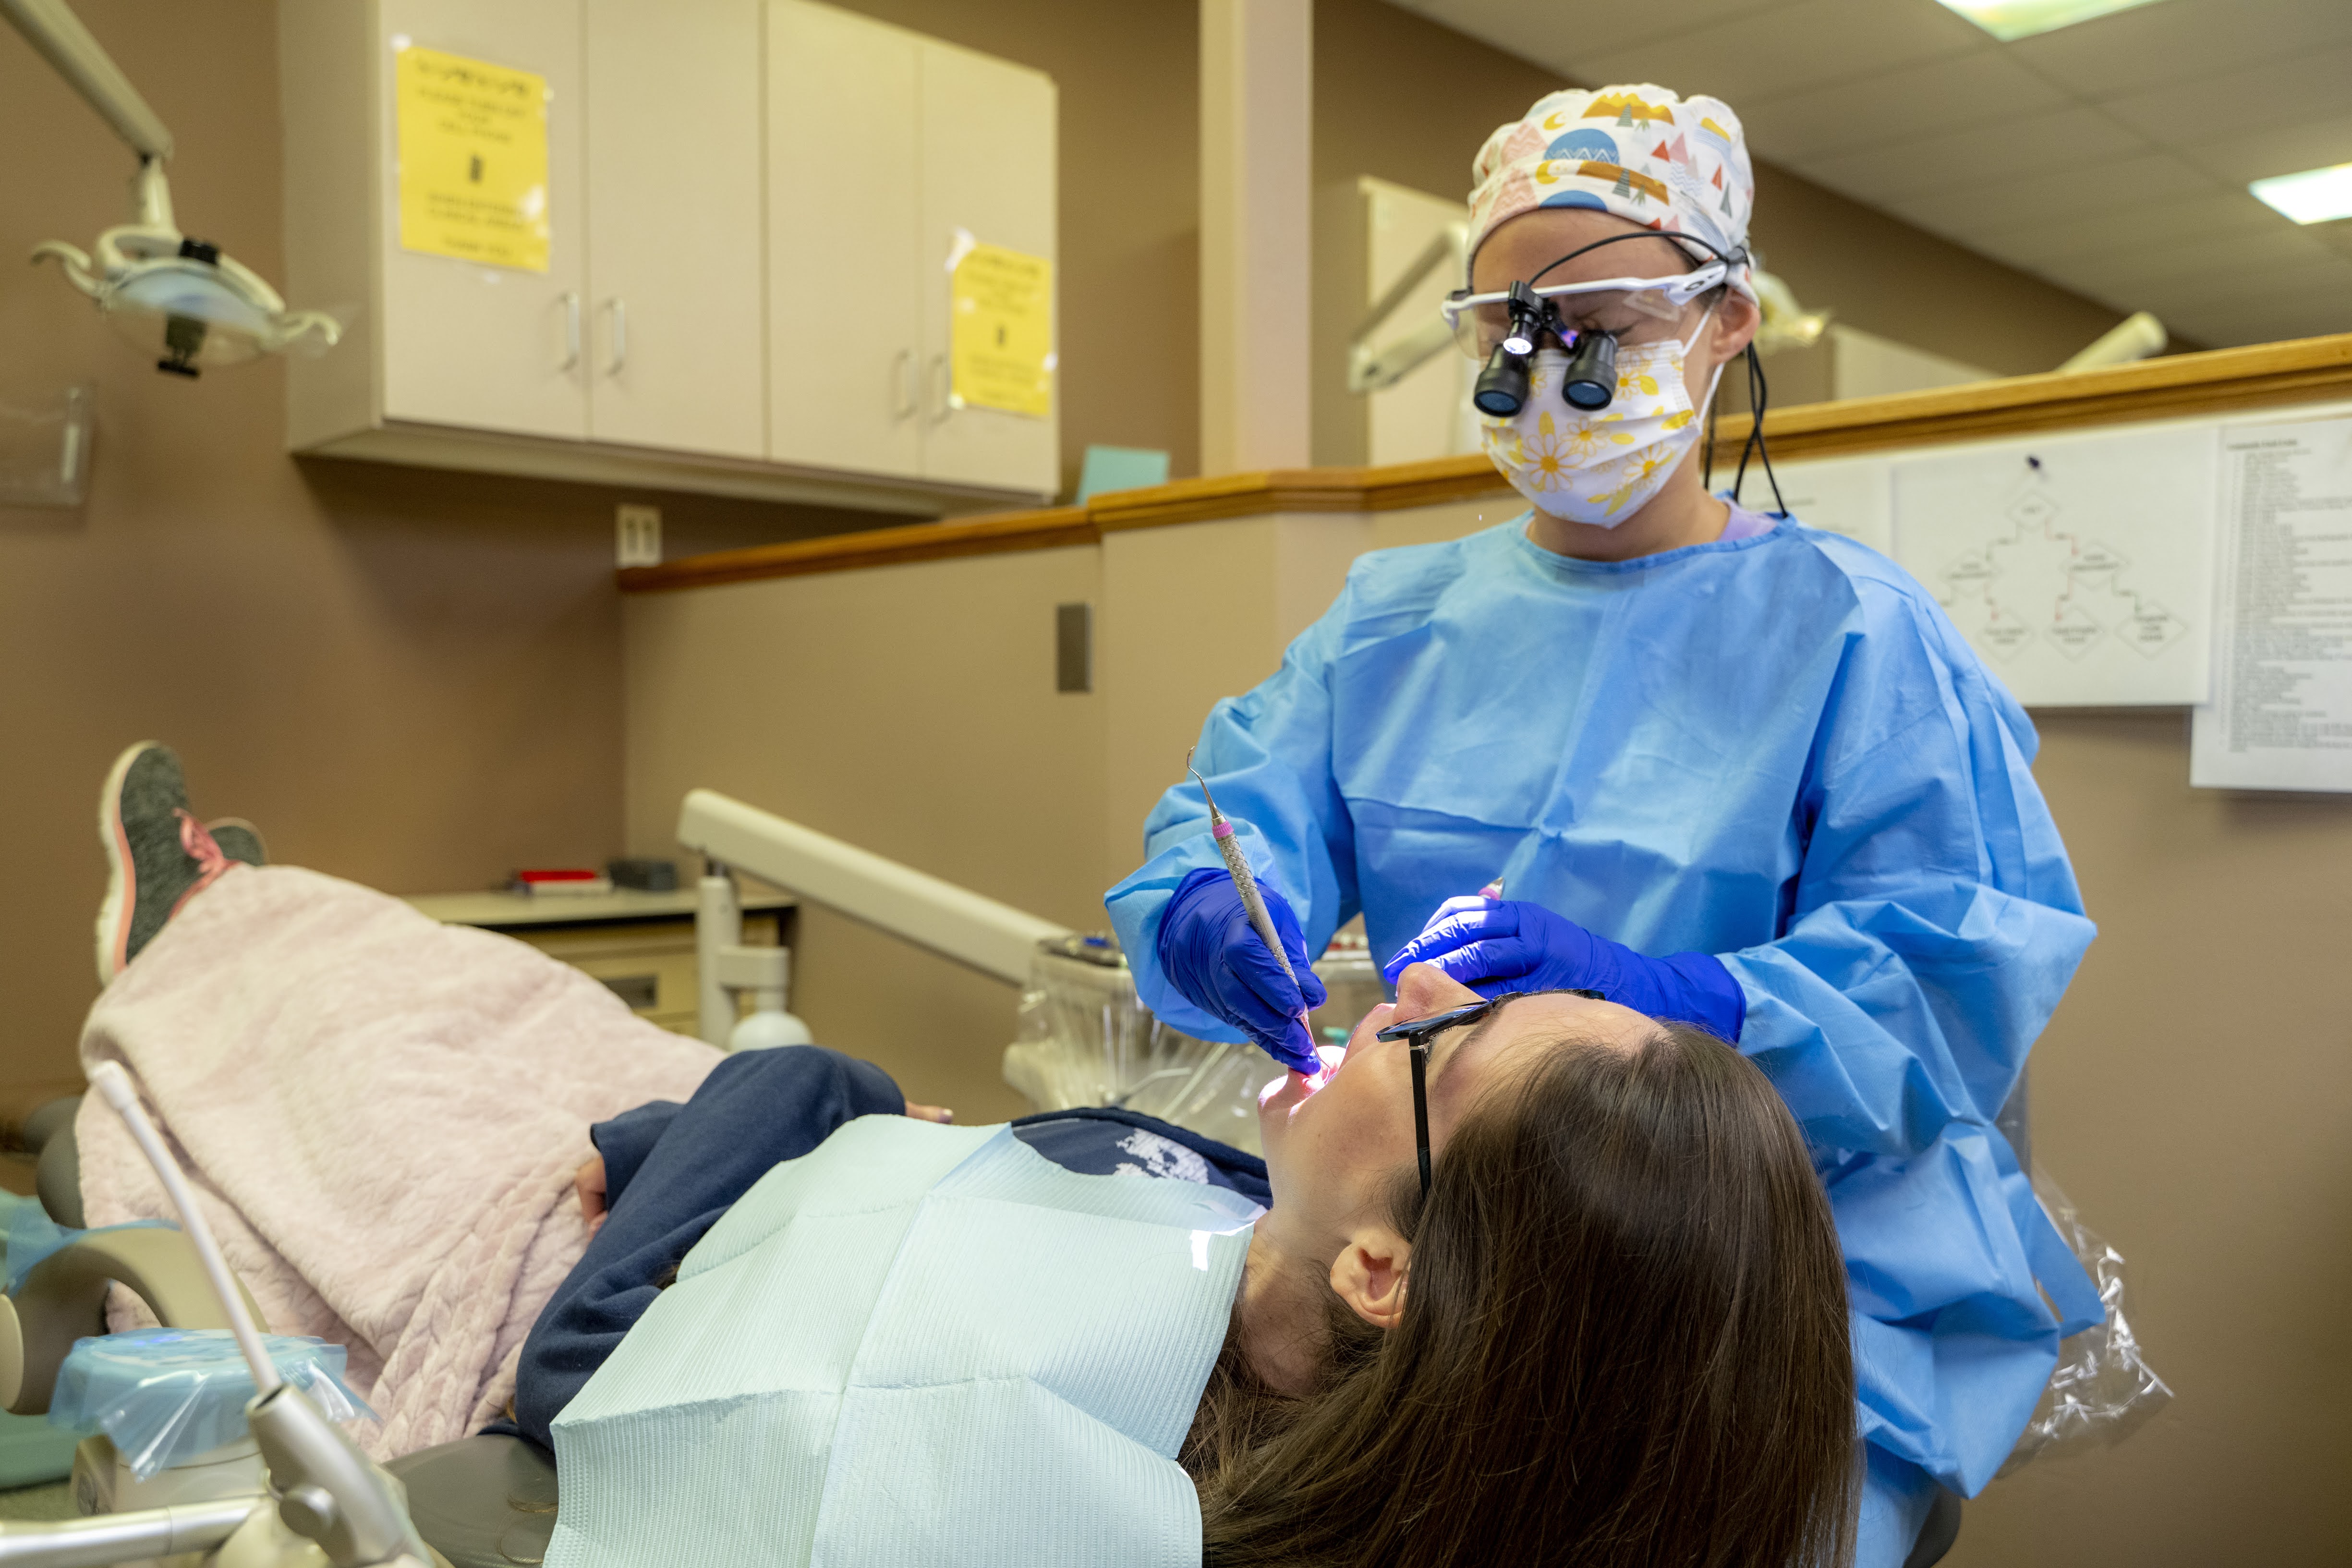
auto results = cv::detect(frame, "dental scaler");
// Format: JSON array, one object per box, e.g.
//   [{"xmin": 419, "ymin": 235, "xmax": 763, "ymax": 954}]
[{"xmin": 1186, "ymin": 749, "xmax": 1314, "ymax": 1050}]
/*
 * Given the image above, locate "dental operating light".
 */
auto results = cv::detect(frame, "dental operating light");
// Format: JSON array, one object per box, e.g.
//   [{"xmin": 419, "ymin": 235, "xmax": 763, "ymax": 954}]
[{"xmin": 2, "ymin": 0, "xmax": 340, "ymax": 377}]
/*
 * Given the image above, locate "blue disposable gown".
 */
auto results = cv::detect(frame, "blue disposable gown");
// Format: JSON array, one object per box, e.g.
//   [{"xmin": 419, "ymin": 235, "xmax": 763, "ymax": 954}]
[{"xmin": 1106, "ymin": 515, "xmax": 2105, "ymax": 1508}]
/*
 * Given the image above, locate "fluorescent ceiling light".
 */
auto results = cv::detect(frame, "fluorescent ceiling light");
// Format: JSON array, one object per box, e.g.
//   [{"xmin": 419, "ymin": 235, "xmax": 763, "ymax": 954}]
[
  {"xmin": 1932, "ymin": 0, "xmax": 2171, "ymax": 41},
  {"xmin": 2250, "ymin": 163, "xmax": 2352, "ymax": 226}
]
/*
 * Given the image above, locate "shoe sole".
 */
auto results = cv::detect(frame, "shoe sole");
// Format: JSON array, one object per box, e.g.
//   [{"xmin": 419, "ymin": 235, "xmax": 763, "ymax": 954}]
[{"xmin": 95, "ymin": 740, "xmax": 160, "ymax": 986}]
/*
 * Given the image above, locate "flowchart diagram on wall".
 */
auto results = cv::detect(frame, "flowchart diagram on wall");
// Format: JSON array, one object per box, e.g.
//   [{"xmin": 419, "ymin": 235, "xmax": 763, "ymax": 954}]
[{"xmin": 1890, "ymin": 428, "xmax": 2218, "ymax": 706}]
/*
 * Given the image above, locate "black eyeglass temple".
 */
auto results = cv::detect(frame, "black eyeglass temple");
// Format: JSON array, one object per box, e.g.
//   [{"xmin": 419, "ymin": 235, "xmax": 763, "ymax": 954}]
[{"xmin": 1411, "ymin": 1040, "xmax": 1432, "ymax": 1196}]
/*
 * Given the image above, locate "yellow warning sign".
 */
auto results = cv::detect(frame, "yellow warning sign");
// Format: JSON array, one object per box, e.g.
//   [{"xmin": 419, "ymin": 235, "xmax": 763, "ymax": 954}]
[
  {"xmin": 950, "ymin": 242, "xmax": 1054, "ymax": 418},
  {"xmin": 395, "ymin": 46, "xmax": 551, "ymax": 272}
]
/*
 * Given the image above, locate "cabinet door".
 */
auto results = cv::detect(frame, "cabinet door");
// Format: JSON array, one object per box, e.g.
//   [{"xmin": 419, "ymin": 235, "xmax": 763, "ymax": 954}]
[
  {"xmin": 379, "ymin": 0, "xmax": 589, "ymax": 440},
  {"xmin": 584, "ymin": 0, "xmax": 764, "ymax": 458},
  {"xmin": 918, "ymin": 42, "xmax": 1058, "ymax": 496},
  {"xmin": 767, "ymin": 0, "xmax": 921, "ymax": 480}
]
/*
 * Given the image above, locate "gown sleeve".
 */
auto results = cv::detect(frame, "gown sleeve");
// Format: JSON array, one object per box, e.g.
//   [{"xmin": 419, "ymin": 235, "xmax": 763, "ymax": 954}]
[
  {"xmin": 1104, "ymin": 590, "xmax": 1359, "ymax": 1042},
  {"xmin": 1720, "ymin": 587, "xmax": 2097, "ymax": 1157},
  {"xmin": 1721, "ymin": 580, "xmax": 2106, "ymax": 1498}
]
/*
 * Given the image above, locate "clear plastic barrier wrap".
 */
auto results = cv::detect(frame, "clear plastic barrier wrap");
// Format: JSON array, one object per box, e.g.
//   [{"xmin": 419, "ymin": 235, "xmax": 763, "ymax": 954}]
[
  {"xmin": 1004, "ymin": 936, "xmax": 1266, "ymax": 1154},
  {"xmin": 2001, "ymin": 1167, "xmax": 2173, "ymax": 1474},
  {"xmin": 1003, "ymin": 928, "xmax": 1395, "ymax": 1157},
  {"xmin": 49, "ymin": 1327, "xmax": 374, "ymax": 1479}
]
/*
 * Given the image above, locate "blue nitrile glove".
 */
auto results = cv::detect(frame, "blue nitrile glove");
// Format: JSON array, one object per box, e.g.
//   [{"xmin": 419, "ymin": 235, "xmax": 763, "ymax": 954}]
[
  {"xmin": 1383, "ymin": 896, "xmax": 1746, "ymax": 1042},
  {"xmin": 1158, "ymin": 866, "xmax": 1329, "ymax": 1075}
]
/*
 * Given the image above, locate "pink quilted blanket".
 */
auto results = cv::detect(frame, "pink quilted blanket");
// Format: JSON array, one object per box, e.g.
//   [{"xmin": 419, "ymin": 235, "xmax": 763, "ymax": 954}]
[{"xmin": 75, "ymin": 865, "xmax": 719, "ymax": 1458}]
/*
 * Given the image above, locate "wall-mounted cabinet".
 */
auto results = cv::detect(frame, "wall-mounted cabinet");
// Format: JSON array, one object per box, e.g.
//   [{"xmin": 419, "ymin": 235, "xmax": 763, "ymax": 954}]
[{"xmin": 279, "ymin": 0, "xmax": 1057, "ymax": 514}]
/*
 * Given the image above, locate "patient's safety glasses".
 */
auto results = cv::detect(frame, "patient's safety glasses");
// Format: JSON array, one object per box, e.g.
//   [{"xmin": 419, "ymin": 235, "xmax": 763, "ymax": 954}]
[{"xmin": 1375, "ymin": 987, "xmax": 1601, "ymax": 1195}]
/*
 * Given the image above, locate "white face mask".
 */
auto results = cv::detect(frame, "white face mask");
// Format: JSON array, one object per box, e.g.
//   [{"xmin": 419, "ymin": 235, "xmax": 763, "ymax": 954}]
[{"xmin": 1479, "ymin": 314, "xmax": 1722, "ymax": 528}]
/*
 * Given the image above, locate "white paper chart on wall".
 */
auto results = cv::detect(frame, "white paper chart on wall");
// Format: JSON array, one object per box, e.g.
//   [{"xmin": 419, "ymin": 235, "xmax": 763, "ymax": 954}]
[
  {"xmin": 2190, "ymin": 412, "xmax": 2352, "ymax": 792},
  {"xmin": 1889, "ymin": 428, "xmax": 2218, "ymax": 707},
  {"xmin": 1758, "ymin": 454, "xmax": 1891, "ymax": 555}
]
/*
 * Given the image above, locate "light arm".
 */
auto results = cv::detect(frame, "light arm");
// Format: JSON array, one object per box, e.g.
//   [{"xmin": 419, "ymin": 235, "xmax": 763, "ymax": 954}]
[
  {"xmin": 678, "ymin": 788, "xmax": 1069, "ymax": 1009},
  {"xmin": 0, "ymin": 0, "xmax": 172, "ymax": 160}
]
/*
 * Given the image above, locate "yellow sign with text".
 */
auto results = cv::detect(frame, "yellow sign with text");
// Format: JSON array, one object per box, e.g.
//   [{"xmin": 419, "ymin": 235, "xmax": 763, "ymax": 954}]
[
  {"xmin": 395, "ymin": 46, "xmax": 551, "ymax": 272},
  {"xmin": 950, "ymin": 243, "xmax": 1054, "ymax": 418}
]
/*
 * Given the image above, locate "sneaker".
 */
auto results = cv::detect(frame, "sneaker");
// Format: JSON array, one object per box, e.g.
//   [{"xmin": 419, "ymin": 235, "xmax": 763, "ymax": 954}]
[
  {"xmin": 95, "ymin": 743, "xmax": 238, "ymax": 984},
  {"xmin": 207, "ymin": 818, "xmax": 268, "ymax": 868}
]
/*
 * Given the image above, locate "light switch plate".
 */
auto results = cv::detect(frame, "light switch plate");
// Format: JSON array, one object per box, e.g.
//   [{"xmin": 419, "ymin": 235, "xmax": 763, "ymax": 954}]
[{"xmin": 617, "ymin": 504, "xmax": 662, "ymax": 567}]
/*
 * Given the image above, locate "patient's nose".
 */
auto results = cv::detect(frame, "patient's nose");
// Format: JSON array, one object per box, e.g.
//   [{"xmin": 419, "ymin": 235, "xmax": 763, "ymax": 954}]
[{"xmin": 1392, "ymin": 961, "xmax": 1483, "ymax": 1020}]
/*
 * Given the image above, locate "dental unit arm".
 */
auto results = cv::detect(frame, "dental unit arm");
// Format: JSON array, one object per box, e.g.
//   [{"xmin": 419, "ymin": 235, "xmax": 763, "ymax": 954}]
[
  {"xmin": 0, "ymin": 1064, "xmax": 444, "ymax": 1568},
  {"xmin": 1346, "ymin": 223, "xmax": 1469, "ymax": 395},
  {"xmin": 0, "ymin": 0, "xmax": 339, "ymax": 376},
  {"xmin": 677, "ymin": 789, "xmax": 1072, "ymax": 1046}
]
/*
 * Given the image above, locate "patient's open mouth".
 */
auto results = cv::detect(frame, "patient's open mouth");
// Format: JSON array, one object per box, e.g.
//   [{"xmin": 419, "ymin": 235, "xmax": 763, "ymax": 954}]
[{"xmin": 1259, "ymin": 1044, "xmax": 1346, "ymax": 1110}]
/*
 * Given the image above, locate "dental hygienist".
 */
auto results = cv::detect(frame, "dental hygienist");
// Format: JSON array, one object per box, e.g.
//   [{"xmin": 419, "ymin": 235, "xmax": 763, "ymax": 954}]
[{"xmin": 1107, "ymin": 85, "xmax": 2106, "ymax": 1567}]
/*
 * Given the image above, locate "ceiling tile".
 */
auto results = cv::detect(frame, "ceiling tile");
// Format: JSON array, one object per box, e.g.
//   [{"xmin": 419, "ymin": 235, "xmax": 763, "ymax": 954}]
[
  {"xmin": 1384, "ymin": 0, "xmax": 1799, "ymax": 71},
  {"xmin": 2106, "ymin": 257, "xmax": 2352, "ymax": 322},
  {"xmin": 2152, "ymin": 311, "xmax": 2267, "ymax": 350},
  {"xmin": 1793, "ymin": 104, "xmax": 2150, "ymax": 207},
  {"xmin": 1571, "ymin": 0, "xmax": 1988, "ymax": 109},
  {"xmin": 2006, "ymin": 0, "xmax": 2352, "ymax": 100},
  {"xmin": 2183, "ymin": 112, "xmax": 2352, "ymax": 186},
  {"xmin": 2160, "ymin": 290, "xmax": 2352, "ymax": 349},
  {"xmin": 2028, "ymin": 231, "xmax": 2334, "ymax": 305},
  {"xmin": 2303, "ymin": 218, "xmax": 2352, "ymax": 257},
  {"xmin": 1738, "ymin": 49, "xmax": 2069, "ymax": 161},
  {"xmin": 1979, "ymin": 186, "xmax": 2278, "ymax": 268},
  {"xmin": 1885, "ymin": 151, "xmax": 2210, "ymax": 240},
  {"xmin": 2096, "ymin": 44, "xmax": 2352, "ymax": 146}
]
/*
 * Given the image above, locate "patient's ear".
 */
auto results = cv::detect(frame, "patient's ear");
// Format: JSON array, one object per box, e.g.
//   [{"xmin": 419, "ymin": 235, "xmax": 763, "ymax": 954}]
[{"xmin": 1329, "ymin": 1225, "xmax": 1410, "ymax": 1330}]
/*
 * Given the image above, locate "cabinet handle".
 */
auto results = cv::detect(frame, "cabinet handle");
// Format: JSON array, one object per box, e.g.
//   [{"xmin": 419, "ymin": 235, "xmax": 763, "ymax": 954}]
[
  {"xmin": 606, "ymin": 298, "xmax": 628, "ymax": 376},
  {"xmin": 893, "ymin": 349, "xmax": 917, "ymax": 420},
  {"xmin": 558, "ymin": 292, "xmax": 582, "ymax": 371},
  {"xmin": 929, "ymin": 353, "xmax": 952, "ymax": 423}
]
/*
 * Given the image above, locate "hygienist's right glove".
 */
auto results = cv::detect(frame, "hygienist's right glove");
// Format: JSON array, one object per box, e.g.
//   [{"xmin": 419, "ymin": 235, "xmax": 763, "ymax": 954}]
[{"xmin": 1157, "ymin": 866, "xmax": 1329, "ymax": 1075}]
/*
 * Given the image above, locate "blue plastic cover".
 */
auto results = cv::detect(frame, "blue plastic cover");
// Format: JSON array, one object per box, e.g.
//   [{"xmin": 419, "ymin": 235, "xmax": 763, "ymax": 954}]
[
  {"xmin": 48, "ymin": 1328, "xmax": 374, "ymax": 1479},
  {"xmin": 3, "ymin": 1192, "xmax": 171, "ymax": 1294}
]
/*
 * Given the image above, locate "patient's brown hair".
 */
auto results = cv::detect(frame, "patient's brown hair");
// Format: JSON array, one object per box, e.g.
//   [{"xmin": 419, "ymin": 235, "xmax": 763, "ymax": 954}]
[{"xmin": 1184, "ymin": 1021, "xmax": 1857, "ymax": 1568}]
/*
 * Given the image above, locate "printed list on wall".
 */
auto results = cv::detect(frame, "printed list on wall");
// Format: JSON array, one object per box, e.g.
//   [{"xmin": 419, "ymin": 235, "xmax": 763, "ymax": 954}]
[{"xmin": 2191, "ymin": 414, "xmax": 2352, "ymax": 792}]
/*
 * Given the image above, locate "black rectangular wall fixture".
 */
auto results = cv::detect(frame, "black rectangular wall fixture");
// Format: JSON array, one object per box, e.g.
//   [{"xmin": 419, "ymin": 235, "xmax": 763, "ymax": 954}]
[{"xmin": 1056, "ymin": 602, "xmax": 1093, "ymax": 693}]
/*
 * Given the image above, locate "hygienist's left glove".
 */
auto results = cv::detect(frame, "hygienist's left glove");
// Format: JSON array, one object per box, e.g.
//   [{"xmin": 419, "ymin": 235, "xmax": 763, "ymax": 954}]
[{"xmin": 1384, "ymin": 897, "xmax": 1746, "ymax": 1042}]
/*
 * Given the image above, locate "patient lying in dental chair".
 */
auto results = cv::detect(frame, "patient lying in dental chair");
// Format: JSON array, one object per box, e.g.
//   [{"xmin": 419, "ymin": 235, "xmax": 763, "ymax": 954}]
[{"xmin": 78, "ymin": 745, "xmax": 1860, "ymax": 1568}]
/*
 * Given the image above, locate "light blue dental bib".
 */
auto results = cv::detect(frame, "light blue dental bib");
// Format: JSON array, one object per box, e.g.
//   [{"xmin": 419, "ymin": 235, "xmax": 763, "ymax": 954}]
[{"xmin": 546, "ymin": 1118, "xmax": 1259, "ymax": 1568}]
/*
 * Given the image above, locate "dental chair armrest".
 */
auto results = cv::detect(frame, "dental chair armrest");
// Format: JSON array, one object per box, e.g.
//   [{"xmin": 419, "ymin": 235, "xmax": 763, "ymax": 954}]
[
  {"xmin": 0, "ymin": 1082, "xmax": 85, "ymax": 1155},
  {"xmin": 2, "ymin": 1226, "xmax": 267, "ymax": 1417}
]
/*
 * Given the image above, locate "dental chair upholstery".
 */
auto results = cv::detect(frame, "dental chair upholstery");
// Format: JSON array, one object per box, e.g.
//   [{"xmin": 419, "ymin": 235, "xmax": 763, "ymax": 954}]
[{"xmin": 6, "ymin": 1091, "xmax": 1960, "ymax": 1568}]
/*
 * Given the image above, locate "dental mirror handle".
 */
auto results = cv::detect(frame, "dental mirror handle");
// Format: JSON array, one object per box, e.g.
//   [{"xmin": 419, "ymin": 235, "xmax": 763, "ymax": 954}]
[
  {"xmin": 1188, "ymin": 751, "xmax": 1315, "ymax": 1049},
  {"xmin": 1211, "ymin": 818, "xmax": 1301, "ymax": 990},
  {"xmin": 88, "ymin": 1061, "xmax": 281, "ymax": 1395}
]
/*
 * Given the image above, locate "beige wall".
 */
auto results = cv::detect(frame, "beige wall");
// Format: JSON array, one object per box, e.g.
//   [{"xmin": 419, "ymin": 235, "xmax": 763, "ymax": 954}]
[{"xmin": 623, "ymin": 547, "xmax": 1108, "ymax": 1121}]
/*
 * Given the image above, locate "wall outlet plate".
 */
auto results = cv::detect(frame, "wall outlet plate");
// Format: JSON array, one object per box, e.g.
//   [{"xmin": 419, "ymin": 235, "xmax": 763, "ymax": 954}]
[{"xmin": 617, "ymin": 504, "xmax": 662, "ymax": 567}]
